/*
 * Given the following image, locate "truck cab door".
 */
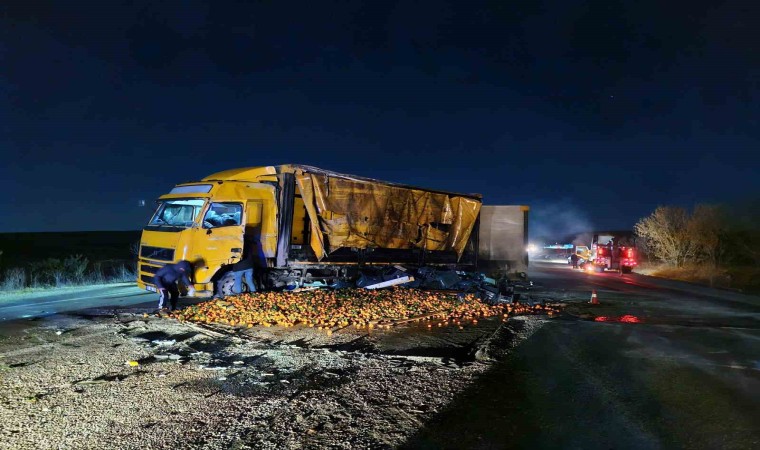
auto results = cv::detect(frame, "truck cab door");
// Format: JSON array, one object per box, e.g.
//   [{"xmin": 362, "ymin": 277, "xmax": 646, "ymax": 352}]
[
  {"xmin": 201, "ymin": 202, "xmax": 245, "ymax": 273},
  {"xmin": 244, "ymin": 200, "xmax": 268, "ymax": 267}
]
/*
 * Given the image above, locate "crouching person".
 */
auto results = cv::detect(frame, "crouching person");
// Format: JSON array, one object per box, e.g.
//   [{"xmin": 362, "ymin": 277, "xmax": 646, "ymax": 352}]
[{"xmin": 154, "ymin": 260, "xmax": 195, "ymax": 311}]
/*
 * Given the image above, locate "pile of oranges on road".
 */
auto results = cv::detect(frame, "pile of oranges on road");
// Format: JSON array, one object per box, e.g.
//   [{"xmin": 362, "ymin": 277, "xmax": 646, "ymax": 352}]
[{"xmin": 170, "ymin": 288, "xmax": 560, "ymax": 332}]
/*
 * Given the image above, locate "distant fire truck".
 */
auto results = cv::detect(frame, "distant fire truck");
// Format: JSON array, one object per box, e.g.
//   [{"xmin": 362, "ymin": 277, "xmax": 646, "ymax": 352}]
[{"xmin": 586, "ymin": 233, "xmax": 637, "ymax": 274}]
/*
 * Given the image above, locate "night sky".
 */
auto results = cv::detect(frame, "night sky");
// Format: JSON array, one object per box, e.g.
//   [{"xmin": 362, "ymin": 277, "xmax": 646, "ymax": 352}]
[{"xmin": 2, "ymin": 1, "xmax": 758, "ymax": 238}]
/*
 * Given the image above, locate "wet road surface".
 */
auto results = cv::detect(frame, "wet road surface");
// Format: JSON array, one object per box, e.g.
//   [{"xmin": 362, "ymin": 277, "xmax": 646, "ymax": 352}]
[
  {"xmin": 404, "ymin": 262, "xmax": 760, "ymax": 449},
  {"xmin": 1, "ymin": 266, "xmax": 759, "ymax": 448},
  {"xmin": 0, "ymin": 284, "xmax": 157, "ymax": 321}
]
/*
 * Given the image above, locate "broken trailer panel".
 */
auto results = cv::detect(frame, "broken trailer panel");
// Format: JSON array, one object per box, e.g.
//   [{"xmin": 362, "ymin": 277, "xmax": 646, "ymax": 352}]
[
  {"xmin": 477, "ymin": 205, "xmax": 530, "ymax": 277},
  {"xmin": 137, "ymin": 164, "xmax": 530, "ymax": 297}
]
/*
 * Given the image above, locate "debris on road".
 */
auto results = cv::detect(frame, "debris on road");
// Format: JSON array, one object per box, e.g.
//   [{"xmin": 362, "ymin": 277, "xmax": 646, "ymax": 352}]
[
  {"xmin": 0, "ymin": 267, "xmax": 557, "ymax": 449},
  {"xmin": 170, "ymin": 287, "xmax": 560, "ymax": 331},
  {"xmin": 594, "ymin": 314, "xmax": 642, "ymax": 323},
  {"xmin": 363, "ymin": 275, "xmax": 415, "ymax": 290},
  {"xmin": 296, "ymin": 264, "xmax": 526, "ymax": 304}
]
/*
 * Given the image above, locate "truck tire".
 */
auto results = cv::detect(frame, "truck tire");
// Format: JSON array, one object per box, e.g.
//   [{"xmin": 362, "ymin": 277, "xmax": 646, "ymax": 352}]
[
  {"xmin": 216, "ymin": 272, "xmax": 236, "ymax": 297},
  {"xmin": 594, "ymin": 265, "xmax": 603, "ymax": 273},
  {"xmin": 218, "ymin": 271, "xmax": 258, "ymax": 296},
  {"xmin": 621, "ymin": 266, "xmax": 632, "ymax": 274}
]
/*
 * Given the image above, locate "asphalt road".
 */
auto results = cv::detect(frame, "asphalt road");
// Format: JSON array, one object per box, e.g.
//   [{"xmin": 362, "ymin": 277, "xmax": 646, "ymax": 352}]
[
  {"xmin": 0, "ymin": 284, "xmax": 158, "ymax": 321},
  {"xmin": 404, "ymin": 262, "xmax": 760, "ymax": 449},
  {"xmin": 2, "ymin": 266, "xmax": 759, "ymax": 449}
]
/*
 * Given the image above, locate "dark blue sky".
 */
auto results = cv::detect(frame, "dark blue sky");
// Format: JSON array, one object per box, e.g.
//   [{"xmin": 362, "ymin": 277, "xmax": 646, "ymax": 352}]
[{"xmin": 2, "ymin": 1, "xmax": 758, "ymax": 237}]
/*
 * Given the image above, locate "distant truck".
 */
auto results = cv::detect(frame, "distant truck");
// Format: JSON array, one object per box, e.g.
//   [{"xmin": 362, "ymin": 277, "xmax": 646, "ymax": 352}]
[
  {"xmin": 586, "ymin": 233, "xmax": 638, "ymax": 274},
  {"xmin": 542, "ymin": 243, "xmax": 574, "ymax": 260},
  {"xmin": 136, "ymin": 165, "xmax": 528, "ymax": 295},
  {"xmin": 564, "ymin": 245, "xmax": 591, "ymax": 265}
]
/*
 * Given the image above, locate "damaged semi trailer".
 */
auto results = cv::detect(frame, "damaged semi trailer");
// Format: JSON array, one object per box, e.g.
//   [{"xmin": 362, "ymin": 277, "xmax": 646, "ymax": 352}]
[{"xmin": 136, "ymin": 165, "xmax": 527, "ymax": 296}]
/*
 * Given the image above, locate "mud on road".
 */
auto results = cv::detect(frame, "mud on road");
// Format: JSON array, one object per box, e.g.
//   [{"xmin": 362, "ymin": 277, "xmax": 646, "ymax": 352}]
[{"xmin": 0, "ymin": 307, "xmax": 547, "ymax": 449}]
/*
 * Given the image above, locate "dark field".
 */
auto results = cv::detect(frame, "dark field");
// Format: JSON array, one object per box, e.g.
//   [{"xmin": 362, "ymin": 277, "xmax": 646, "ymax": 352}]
[{"xmin": 0, "ymin": 231, "xmax": 141, "ymax": 269}]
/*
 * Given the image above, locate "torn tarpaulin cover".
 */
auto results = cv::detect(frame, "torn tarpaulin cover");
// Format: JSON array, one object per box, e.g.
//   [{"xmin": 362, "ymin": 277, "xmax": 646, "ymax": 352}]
[{"xmin": 295, "ymin": 169, "xmax": 481, "ymax": 261}]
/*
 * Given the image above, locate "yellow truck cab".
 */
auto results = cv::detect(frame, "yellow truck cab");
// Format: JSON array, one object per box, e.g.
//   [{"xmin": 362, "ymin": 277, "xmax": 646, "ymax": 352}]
[
  {"xmin": 137, "ymin": 165, "xmax": 483, "ymax": 296},
  {"xmin": 137, "ymin": 166, "xmax": 280, "ymax": 296},
  {"xmin": 574, "ymin": 245, "xmax": 591, "ymax": 262}
]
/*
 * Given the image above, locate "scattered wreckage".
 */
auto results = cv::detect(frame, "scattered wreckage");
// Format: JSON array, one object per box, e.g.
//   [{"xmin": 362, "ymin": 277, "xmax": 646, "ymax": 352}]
[
  {"xmin": 137, "ymin": 165, "xmax": 530, "ymax": 296},
  {"xmin": 168, "ymin": 264, "xmax": 547, "ymax": 333},
  {"xmin": 170, "ymin": 285, "xmax": 554, "ymax": 333},
  {"xmin": 329, "ymin": 264, "xmax": 531, "ymax": 305}
]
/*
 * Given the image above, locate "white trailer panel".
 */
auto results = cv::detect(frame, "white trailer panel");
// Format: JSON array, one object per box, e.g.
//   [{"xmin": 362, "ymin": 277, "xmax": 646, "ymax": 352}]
[{"xmin": 478, "ymin": 205, "xmax": 529, "ymax": 275}]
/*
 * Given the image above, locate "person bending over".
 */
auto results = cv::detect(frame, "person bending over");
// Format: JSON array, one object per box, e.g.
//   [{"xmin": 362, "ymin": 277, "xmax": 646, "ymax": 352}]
[{"xmin": 154, "ymin": 260, "xmax": 195, "ymax": 311}]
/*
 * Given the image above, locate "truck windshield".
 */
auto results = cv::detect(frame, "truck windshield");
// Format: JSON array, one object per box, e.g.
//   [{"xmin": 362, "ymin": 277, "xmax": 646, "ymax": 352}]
[{"xmin": 147, "ymin": 199, "xmax": 206, "ymax": 229}]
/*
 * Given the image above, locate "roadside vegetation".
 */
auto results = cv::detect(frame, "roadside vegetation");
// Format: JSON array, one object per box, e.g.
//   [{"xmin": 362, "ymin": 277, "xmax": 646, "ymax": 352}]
[
  {"xmin": 0, "ymin": 251, "xmax": 137, "ymax": 293},
  {"xmin": 0, "ymin": 232, "xmax": 141, "ymax": 293},
  {"xmin": 635, "ymin": 203, "xmax": 760, "ymax": 293}
]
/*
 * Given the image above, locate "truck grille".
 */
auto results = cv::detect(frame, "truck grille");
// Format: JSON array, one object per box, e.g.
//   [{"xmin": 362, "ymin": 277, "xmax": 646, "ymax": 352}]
[
  {"xmin": 140, "ymin": 274, "xmax": 155, "ymax": 284},
  {"xmin": 140, "ymin": 264, "xmax": 162, "ymax": 275},
  {"xmin": 140, "ymin": 246, "xmax": 175, "ymax": 261}
]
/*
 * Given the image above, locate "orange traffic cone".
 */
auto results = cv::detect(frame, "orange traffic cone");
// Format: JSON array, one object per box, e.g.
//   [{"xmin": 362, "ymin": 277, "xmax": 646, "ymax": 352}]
[{"xmin": 589, "ymin": 290, "xmax": 599, "ymax": 305}]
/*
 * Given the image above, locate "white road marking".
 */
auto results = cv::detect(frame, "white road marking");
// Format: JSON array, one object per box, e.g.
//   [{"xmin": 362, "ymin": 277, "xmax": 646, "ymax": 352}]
[{"xmin": 0, "ymin": 290, "xmax": 153, "ymax": 311}]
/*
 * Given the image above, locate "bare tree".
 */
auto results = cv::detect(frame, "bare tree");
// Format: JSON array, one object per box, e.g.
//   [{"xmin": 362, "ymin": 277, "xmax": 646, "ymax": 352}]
[
  {"xmin": 635, "ymin": 206, "xmax": 695, "ymax": 267},
  {"xmin": 689, "ymin": 204, "xmax": 728, "ymax": 268},
  {"xmin": 728, "ymin": 200, "xmax": 760, "ymax": 266},
  {"xmin": 735, "ymin": 231, "xmax": 760, "ymax": 266}
]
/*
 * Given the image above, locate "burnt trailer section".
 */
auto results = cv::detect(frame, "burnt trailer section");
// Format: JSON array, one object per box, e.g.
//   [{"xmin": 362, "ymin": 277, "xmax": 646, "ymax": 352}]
[
  {"xmin": 205, "ymin": 165, "xmax": 484, "ymax": 289},
  {"xmin": 281, "ymin": 166, "xmax": 482, "ymax": 268},
  {"xmin": 138, "ymin": 164, "xmax": 530, "ymax": 294},
  {"xmin": 477, "ymin": 205, "xmax": 530, "ymax": 276}
]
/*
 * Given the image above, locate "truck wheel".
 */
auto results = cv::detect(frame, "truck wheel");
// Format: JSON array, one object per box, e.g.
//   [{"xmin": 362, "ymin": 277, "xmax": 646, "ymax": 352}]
[
  {"xmin": 594, "ymin": 265, "xmax": 603, "ymax": 273},
  {"xmin": 217, "ymin": 272, "xmax": 257, "ymax": 296},
  {"xmin": 217, "ymin": 272, "xmax": 236, "ymax": 297},
  {"xmin": 621, "ymin": 266, "xmax": 632, "ymax": 274}
]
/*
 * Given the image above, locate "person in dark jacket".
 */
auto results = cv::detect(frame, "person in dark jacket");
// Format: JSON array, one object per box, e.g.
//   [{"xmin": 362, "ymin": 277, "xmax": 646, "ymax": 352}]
[
  {"xmin": 570, "ymin": 253, "xmax": 580, "ymax": 269},
  {"xmin": 154, "ymin": 260, "xmax": 194, "ymax": 311}
]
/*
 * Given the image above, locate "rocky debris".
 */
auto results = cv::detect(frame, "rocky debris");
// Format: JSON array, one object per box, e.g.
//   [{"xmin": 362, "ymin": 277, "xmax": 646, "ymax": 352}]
[{"xmin": 0, "ymin": 308, "xmax": 551, "ymax": 449}]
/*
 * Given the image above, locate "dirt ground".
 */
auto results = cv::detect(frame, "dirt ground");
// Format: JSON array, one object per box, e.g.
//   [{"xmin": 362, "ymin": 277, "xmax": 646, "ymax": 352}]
[{"xmin": 0, "ymin": 307, "xmax": 547, "ymax": 449}]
